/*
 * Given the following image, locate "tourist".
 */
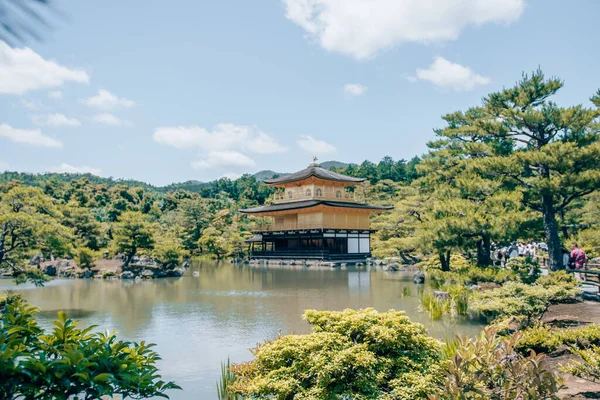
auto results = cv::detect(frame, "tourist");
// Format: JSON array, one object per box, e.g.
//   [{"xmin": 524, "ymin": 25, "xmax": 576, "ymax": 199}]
[{"xmin": 571, "ymin": 243, "xmax": 587, "ymax": 269}]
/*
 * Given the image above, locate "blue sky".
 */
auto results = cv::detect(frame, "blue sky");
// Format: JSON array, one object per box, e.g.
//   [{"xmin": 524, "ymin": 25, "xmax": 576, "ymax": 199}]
[{"xmin": 0, "ymin": 0, "xmax": 599, "ymax": 185}]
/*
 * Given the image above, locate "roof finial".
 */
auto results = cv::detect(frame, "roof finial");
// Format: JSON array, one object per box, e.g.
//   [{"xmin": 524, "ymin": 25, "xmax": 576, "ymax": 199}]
[{"xmin": 310, "ymin": 156, "xmax": 319, "ymax": 166}]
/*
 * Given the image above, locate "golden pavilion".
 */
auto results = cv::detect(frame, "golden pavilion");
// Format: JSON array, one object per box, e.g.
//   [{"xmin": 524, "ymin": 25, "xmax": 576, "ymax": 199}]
[{"xmin": 239, "ymin": 160, "xmax": 392, "ymax": 262}]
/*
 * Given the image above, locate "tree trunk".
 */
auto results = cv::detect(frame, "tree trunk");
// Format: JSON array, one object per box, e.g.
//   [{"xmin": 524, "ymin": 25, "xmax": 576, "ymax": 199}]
[
  {"xmin": 476, "ymin": 233, "xmax": 492, "ymax": 267},
  {"xmin": 124, "ymin": 250, "xmax": 135, "ymax": 267},
  {"xmin": 439, "ymin": 250, "xmax": 451, "ymax": 272},
  {"xmin": 399, "ymin": 251, "xmax": 417, "ymax": 265},
  {"xmin": 542, "ymin": 194, "xmax": 563, "ymax": 271}
]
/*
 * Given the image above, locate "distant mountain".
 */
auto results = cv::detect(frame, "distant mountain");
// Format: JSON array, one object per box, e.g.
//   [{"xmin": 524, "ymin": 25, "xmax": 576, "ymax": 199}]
[
  {"xmin": 319, "ymin": 160, "xmax": 356, "ymax": 170},
  {"xmin": 251, "ymin": 160, "xmax": 356, "ymax": 181}
]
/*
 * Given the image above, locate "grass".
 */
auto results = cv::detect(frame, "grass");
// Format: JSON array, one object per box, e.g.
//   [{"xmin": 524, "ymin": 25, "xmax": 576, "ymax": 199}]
[{"xmin": 216, "ymin": 358, "xmax": 237, "ymax": 400}]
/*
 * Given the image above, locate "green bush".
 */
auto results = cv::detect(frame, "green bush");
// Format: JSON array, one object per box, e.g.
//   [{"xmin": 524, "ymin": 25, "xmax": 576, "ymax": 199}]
[
  {"xmin": 428, "ymin": 265, "xmax": 515, "ymax": 288},
  {"xmin": 230, "ymin": 308, "xmax": 442, "ymax": 400},
  {"xmin": 563, "ymin": 345, "xmax": 600, "ymax": 382},
  {"xmin": 470, "ymin": 274, "xmax": 581, "ymax": 329},
  {"xmin": 431, "ymin": 328, "xmax": 564, "ymax": 399},
  {"xmin": 506, "ymin": 257, "xmax": 541, "ymax": 284},
  {"xmin": 0, "ymin": 296, "xmax": 180, "ymax": 399},
  {"xmin": 518, "ymin": 324, "xmax": 600, "ymax": 355}
]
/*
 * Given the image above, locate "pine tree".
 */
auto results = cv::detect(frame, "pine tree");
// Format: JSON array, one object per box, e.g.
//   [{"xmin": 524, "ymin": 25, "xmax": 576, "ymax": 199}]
[{"xmin": 433, "ymin": 70, "xmax": 600, "ymax": 270}]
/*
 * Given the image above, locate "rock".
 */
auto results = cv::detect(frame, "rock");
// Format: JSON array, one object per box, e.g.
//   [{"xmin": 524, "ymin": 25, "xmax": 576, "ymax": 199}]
[
  {"xmin": 340, "ymin": 263, "xmax": 347, "ymax": 268},
  {"xmin": 120, "ymin": 271, "xmax": 135, "ymax": 280},
  {"xmin": 168, "ymin": 268, "xmax": 185, "ymax": 277},
  {"xmin": 356, "ymin": 262, "xmax": 365, "ymax": 267},
  {"xmin": 384, "ymin": 264, "xmax": 400, "ymax": 272},
  {"xmin": 79, "ymin": 270, "xmax": 94, "ymax": 279},
  {"xmin": 154, "ymin": 269, "xmax": 167, "ymax": 278},
  {"xmin": 182, "ymin": 260, "xmax": 190, "ymax": 269},
  {"xmin": 469, "ymin": 284, "xmax": 482, "ymax": 291},
  {"xmin": 434, "ymin": 291, "xmax": 451, "ymax": 301},
  {"xmin": 141, "ymin": 269, "xmax": 154, "ymax": 278},
  {"xmin": 134, "ymin": 276, "xmax": 142, "ymax": 282},
  {"xmin": 590, "ymin": 257, "xmax": 600, "ymax": 265},
  {"xmin": 42, "ymin": 264, "xmax": 57, "ymax": 276},
  {"xmin": 29, "ymin": 254, "xmax": 44, "ymax": 265},
  {"xmin": 413, "ymin": 271, "xmax": 425, "ymax": 284},
  {"xmin": 192, "ymin": 271, "xmax": 200, "ymax": 277}
]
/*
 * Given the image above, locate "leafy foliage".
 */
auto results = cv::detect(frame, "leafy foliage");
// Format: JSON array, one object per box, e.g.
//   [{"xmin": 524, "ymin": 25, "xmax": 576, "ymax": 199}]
[
  {"xmin": 431, "ymin": 328, "xmax": 564, "ymax": 399},
  {"xmin": 470, "ymin": 272, "xmax": 581, "ymax": 329},
  {"xmin": 0, "ymin": 296, "xmax": 180, "ymax": 399},
  {"xmin": 230, "ymin": 308, "xmax": 442, "ymax": 400},
  {"xmin": 564, "ymin": 345, "xmax": 600, "ymax": 382},
  {"xmin": 518, "ymin": 324, "xmax": 600, "ymax": 355}
]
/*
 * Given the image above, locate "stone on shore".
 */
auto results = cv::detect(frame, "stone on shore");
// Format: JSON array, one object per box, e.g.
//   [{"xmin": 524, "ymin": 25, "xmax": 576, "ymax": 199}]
[
  {"xmin": 413, "ymin": 271, "xmax": 425, "ymax": 284},
  {"xmin": 120, "ymin": 271, "xmax": 135, "ymax": 279}
]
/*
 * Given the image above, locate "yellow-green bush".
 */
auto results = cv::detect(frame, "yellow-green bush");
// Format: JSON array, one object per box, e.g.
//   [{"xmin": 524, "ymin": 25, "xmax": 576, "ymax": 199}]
[
  {"xmin": 470, "ymin": 273, "xmax": 581, "ymax": 329},
  {"xmin": 517, "ymin": 324, "xmax": 600, "ymax": 355},
  {"xmin": 230, "ymin": 308, "xmax": 442, "ymax": 400}
]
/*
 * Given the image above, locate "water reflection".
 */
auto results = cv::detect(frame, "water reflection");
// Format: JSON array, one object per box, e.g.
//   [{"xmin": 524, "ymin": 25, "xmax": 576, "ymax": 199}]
[{"xmin": 0, "ymin": 260, "xmax": 482, "ymax": 399}]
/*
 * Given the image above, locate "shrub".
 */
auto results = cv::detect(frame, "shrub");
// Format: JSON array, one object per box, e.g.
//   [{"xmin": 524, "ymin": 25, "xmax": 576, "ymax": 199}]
[
  {"xmin": 428, "ymin": 265, "xmax": 515, "ymax": 288},
  {"xmin": 470, "ymin": 272, "xmax": 581, "ymax": 329},
  {"xmin": 230, "ymin": 308, "xmax": 442, "ymax": 400},
  {"xmin": 515, "ymin": 325, "xmax": 563, "ymax": 355},
  {"xmin": 0, "ymin": 296, "xmax": 180, "ymax": 399},
  {"xmin": 564, "ymin": 345, "xmax": 600, "ymax": 382},
  {"xmin": 506, "ymin": 257, "xmax": 541, "ymax": 284},
  {"xmin": 517, "ymin": 324, "xmax": 600, "ymax": 355},
  {"xmin": 431, "ymin": 328, "xmax": 564, "ymax": 399}
]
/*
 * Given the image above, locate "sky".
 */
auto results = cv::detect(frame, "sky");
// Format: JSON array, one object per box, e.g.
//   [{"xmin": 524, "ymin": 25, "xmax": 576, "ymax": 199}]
[{"xmin": 0, "ymin": 0, "xmax": 599, "ymax": 186}]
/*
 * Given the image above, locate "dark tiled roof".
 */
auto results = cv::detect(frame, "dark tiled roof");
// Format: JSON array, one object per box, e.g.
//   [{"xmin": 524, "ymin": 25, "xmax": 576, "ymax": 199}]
[
  {"xmin": 245, "ymin": 234, "xmax": 263, "ymax": 243},
  {"xmin": 264, "ymin": 165, "xmax": 365, "ymax": 185},
  {"xmin": 239, "ymin": 200, "xmax": 393, "ymax": 214}
]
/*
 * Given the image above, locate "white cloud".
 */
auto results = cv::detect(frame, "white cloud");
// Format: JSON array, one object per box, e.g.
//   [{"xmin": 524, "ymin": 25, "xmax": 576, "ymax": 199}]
[
  {"xmin": 221, "ymin": 172, "xmax": 242, "ymax": 180},
  {"xmin": 0, "ymin": 123, "xmax": 62, "ymax": 148},
  {"xmin": 81, "ymin": 89, "xmax": 135, "ymax": 110},
  {"xmin": 48, "ymin": 90, "xmax": 63, "ymax": 100},
  {"xmin": 191, "ymin": 151, "xmax": 256, "ymax": 169},
  {"xmin": 20, "ymin": 99, "xmax": 44, "ymax": 110},
  {"xmin": 92, "ymin": 113, "xmax": 132, "ymax": 126},
  {"xmin": 344, "ymin": 83, "xmax": 367, "ymax": 98},
  {"xmin": 153, "ymin": 123, "xmax": 286, "ymax": 154},
  {"xmin": 413, "ymin": 57, "xmax": 490, "ymax": 91},
  {"xmin": 32, "ymin": 113, "xmax": 81, "ymax": 127},
  {"xmin": 283, "ymin": 0, "xmax": 524, "ymax": 59},
  {"xmin": 297, "ymin": 135, "xmax": 336, "ymax": 154},
  {"xmin": 0, "ymin": 40, "xmax": 89, "ymax": 94},
  {"xmin": 47, "ymin": 163, "xmax": 101, "ymax": 175}
]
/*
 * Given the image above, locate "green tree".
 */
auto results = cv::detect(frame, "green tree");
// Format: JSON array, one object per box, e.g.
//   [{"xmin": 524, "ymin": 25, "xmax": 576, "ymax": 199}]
[
  {"xmin": 0, "ymin": 296, "xmax": 180, "ymax": 399},
  {"xmin": 198, "ymin": 227, "xmax": 228, "ymax": 259},
  {"xmin": 434, "ymin": 70, "xmax": 600, "ymax": 270},
  {"xmin": 112, "ymin": 211, "xmax": 155, "ymax": 265},
  {"xmin": 418, "ymin": 150, "xmax": 531, "ymax": 267},
  {"xmin": 0, "ymin": 186, "xmax": 71, "ymax": 269}
]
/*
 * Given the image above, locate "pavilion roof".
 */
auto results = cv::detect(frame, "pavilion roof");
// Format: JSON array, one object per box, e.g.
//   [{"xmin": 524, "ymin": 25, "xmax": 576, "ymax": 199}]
[
  {"xmin": 239, "ymin": 200, "xmax": 393, "ymax": 214},
  {"xmin": 264, "ymin": 165, "xmax": 365, "ymax": 185}
]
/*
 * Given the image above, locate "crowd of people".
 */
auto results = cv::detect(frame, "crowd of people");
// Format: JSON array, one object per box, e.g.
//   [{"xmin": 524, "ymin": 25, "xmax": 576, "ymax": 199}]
[{"xmin": 491, "ymin": 241, "xmax": 588, "ymax": 269}]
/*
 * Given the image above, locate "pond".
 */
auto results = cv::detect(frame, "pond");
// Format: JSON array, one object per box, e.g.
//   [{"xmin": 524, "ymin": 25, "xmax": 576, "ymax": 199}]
[{"xmin": 0, "ymin": 260, "xmax": 483, "ymax": 399}]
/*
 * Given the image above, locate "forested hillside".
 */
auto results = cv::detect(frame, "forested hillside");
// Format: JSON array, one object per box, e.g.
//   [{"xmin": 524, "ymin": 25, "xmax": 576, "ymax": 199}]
[{"xmin": 1, "ymin": 70, "xmax": 599, "ymax": 274}]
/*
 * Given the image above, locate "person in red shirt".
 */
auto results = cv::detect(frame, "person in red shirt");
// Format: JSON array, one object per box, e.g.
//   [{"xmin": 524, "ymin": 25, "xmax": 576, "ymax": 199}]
[{"xmin": 571, "ymin": 242, "xmax": 587, "ymax": 269}]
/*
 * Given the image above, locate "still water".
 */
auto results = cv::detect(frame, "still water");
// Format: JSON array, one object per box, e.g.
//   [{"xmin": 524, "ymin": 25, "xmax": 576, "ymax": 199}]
[{"xmin": 1, "ymin": 260, "xmax": 482, "ymax": 399}]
